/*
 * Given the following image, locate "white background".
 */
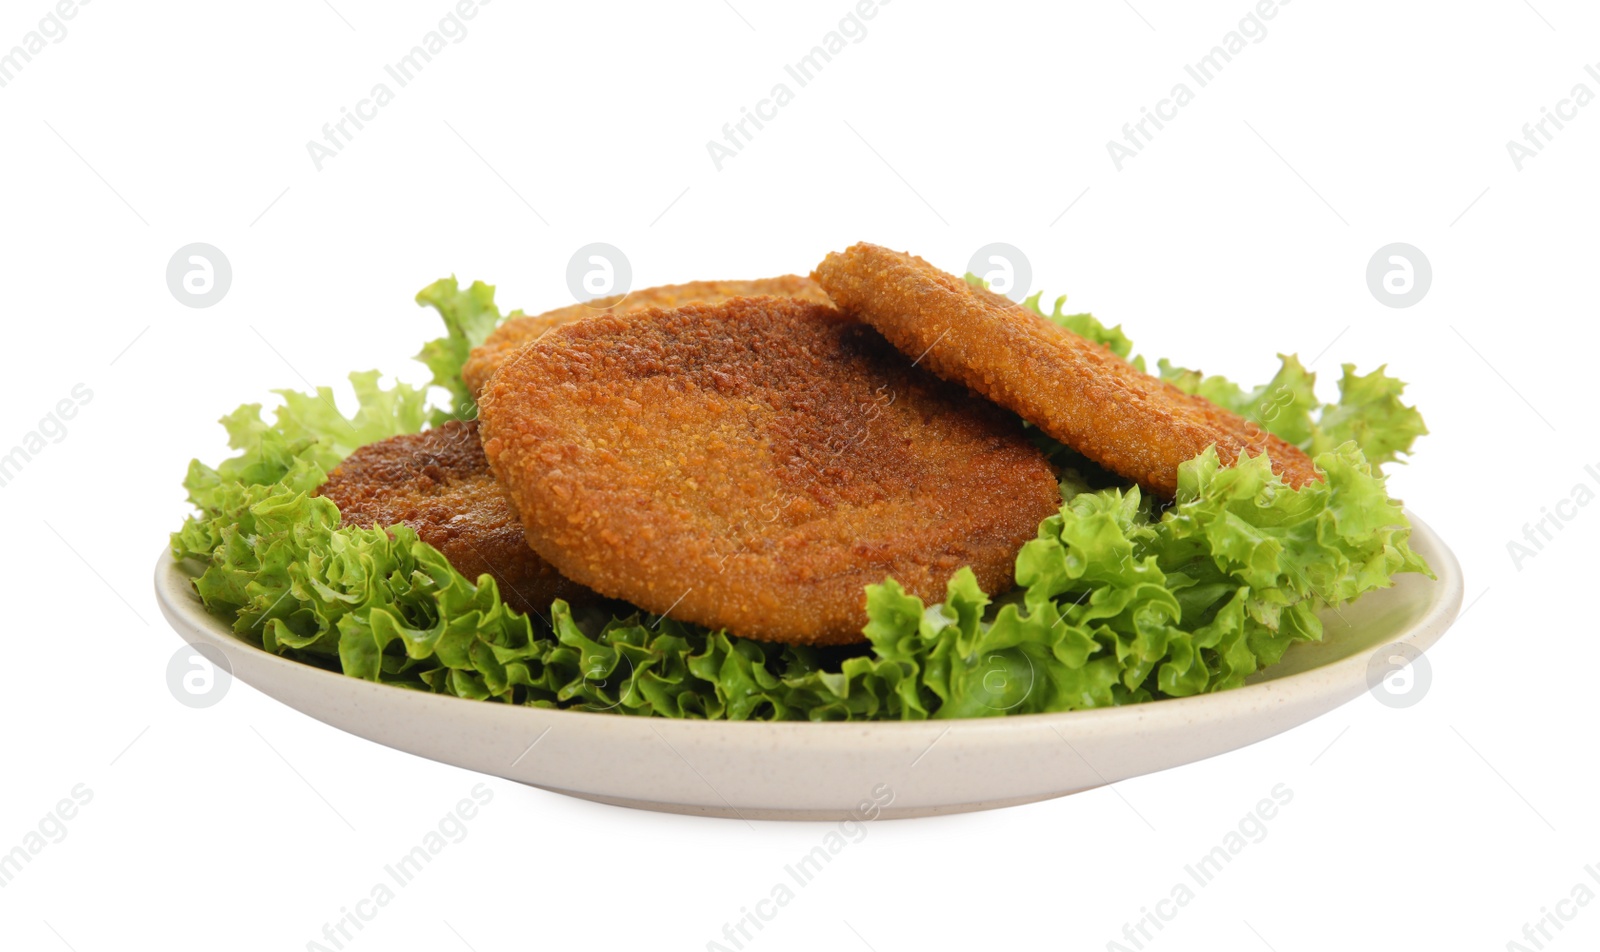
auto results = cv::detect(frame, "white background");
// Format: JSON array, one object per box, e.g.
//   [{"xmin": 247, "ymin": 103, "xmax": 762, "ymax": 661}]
[{"xmin": 1, "ymin": 1, "xmax": 1595, "ymax": 949}]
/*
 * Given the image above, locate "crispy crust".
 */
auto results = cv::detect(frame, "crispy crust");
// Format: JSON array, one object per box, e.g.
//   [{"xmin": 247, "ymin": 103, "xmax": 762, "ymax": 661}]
[
  {"xmin": 313, "ymin": 420, "xmax": 594, "ymax": 617},
  {"xmin": 812, "ymin": 243, "xmax": 1322, "ymax": 497},
  {"xmin": 461, "ymin": 275, "xmax": 833, "ymax": 397},
  {"xmin": 476, "ymin": 297, "xmax": 1060, "ymax": 646}
]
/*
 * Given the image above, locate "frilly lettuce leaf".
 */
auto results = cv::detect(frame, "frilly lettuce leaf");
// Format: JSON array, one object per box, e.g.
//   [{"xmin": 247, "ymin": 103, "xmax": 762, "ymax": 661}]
[
  {"xmin": 1309, "ymin": 364, "xmax": 1430, "ymax": 464},
  {"xmin": 1158, "ymin": 355, "xmax": 1427, "ymax": 468},
  {"xmin": 171, "ymin": 276, "xmax": 1433, "ymax": 721},
  {"xmin": 413, "ymin": 276, "xmax": 522, "ymax": 425},
  {"xmin": 862, "ymin": 445, "xmax": 1432, "ymax": 719},
  {"xmin": 172, "ymin": 371, "xmax": 430, "ymax": 561}
]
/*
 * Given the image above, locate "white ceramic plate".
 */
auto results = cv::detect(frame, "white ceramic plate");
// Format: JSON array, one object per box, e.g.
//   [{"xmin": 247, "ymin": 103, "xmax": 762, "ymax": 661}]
[{"xmin": 154, "ymin": 513, "xmax": 1461, "ymax": 820}]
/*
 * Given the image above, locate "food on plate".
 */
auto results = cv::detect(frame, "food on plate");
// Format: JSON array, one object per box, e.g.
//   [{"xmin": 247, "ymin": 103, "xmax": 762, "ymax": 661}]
[
  {"xmin": 314, "ymin": 420, "xmax": 593, "ymax": 617},
  {"xmin": 170, "ymin": 253, "xmax": 1432, "ymax": 721},
  {"xmin": 813, "ymin": 242, "xmax": 1321, "ymax": 497},
  {"xmin": 476, "ymin": 296, "xmax": 1060, "ymax": 645},
  {"xmin": 460, "ymin": 275, "xmax": 832, "ymax": 397}
]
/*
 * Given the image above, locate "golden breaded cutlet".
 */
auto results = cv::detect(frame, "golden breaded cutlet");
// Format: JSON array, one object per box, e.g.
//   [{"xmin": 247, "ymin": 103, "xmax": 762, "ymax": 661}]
[
  {"xmin": 476, "ymin": 296, "xmax": 1060, "ymax": 646},
  {"xmin": 812, "ymin": 242, "xmax": 1321, "ymax": 497},
  {"xmin": 313, "ymin": 420, "xmax": 594, "ymax": 617},
  {"xmin": 461, "ymin": 275, "xmax": 833, "ymax": 397}
]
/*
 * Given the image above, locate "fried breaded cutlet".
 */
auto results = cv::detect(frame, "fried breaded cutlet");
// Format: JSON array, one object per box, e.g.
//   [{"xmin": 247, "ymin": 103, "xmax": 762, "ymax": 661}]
[
  {"xmin": 812, "ymin": 243, "xmax": 1322, "ymax": 497},
  {"xmin": 460, "ymin": 275, "xmax": 833, "ymax": 397},
  {"xmin": 476, "ymin": 296, "xmax": 1060, "ymax": 646},
  {"xmin": 313, "ymin": 420, "xmax": 593, "ymax": 617}
]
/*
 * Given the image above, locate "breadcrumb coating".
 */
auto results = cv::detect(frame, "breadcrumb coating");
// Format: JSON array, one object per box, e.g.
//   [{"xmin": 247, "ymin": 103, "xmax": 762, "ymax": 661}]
[
  {"xmin": 813, "ymin": 243, "xmax": 1321, "ymax": 497},
  {"xmin": 461, "ymin": 275, "xmax": 832, "ymax": 398},
  {"xmin": 477, "ymin": 296, "xmax": 1059, "ymax": 646}
]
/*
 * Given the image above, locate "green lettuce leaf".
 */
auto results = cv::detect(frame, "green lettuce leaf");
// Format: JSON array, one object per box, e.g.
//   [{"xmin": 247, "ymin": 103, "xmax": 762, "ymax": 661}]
[
  {"xmin": 860, "ymin": 445, "xmax": 1432, "ymax": 719},
  {"xmin": 413, "ymin": 276, "xmax": 522, "ymax": 425},
  {"xmin": 1309, "ymin": 364, "xmax": 1430, "ymax": 465},
  {"xmin": 171, "ymin": 371, "xmax": 430, "ymax": 565}
]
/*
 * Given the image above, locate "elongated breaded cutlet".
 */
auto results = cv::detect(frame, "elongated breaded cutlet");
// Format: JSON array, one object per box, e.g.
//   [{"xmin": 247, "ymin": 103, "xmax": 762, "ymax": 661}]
[
  {"xmin": 476, "ymin": 296, "xmax": 1060, "ymax": 646},
  {"xmin": 313, "ymin": 420, "xmax": 593, "ymax": 617},
  {"xmin": 813, "ymin": 243, "xmax": 1322, "ymax": 497},
  {"xmin": 461, "ymin": 275, "xmax": 833, "ymax": 397}
]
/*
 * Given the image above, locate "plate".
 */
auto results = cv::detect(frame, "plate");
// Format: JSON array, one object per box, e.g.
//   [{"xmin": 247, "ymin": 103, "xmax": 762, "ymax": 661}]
[{"xmin": 153, "ymin": 513, "xmax": 1462, "ymax": 821}]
